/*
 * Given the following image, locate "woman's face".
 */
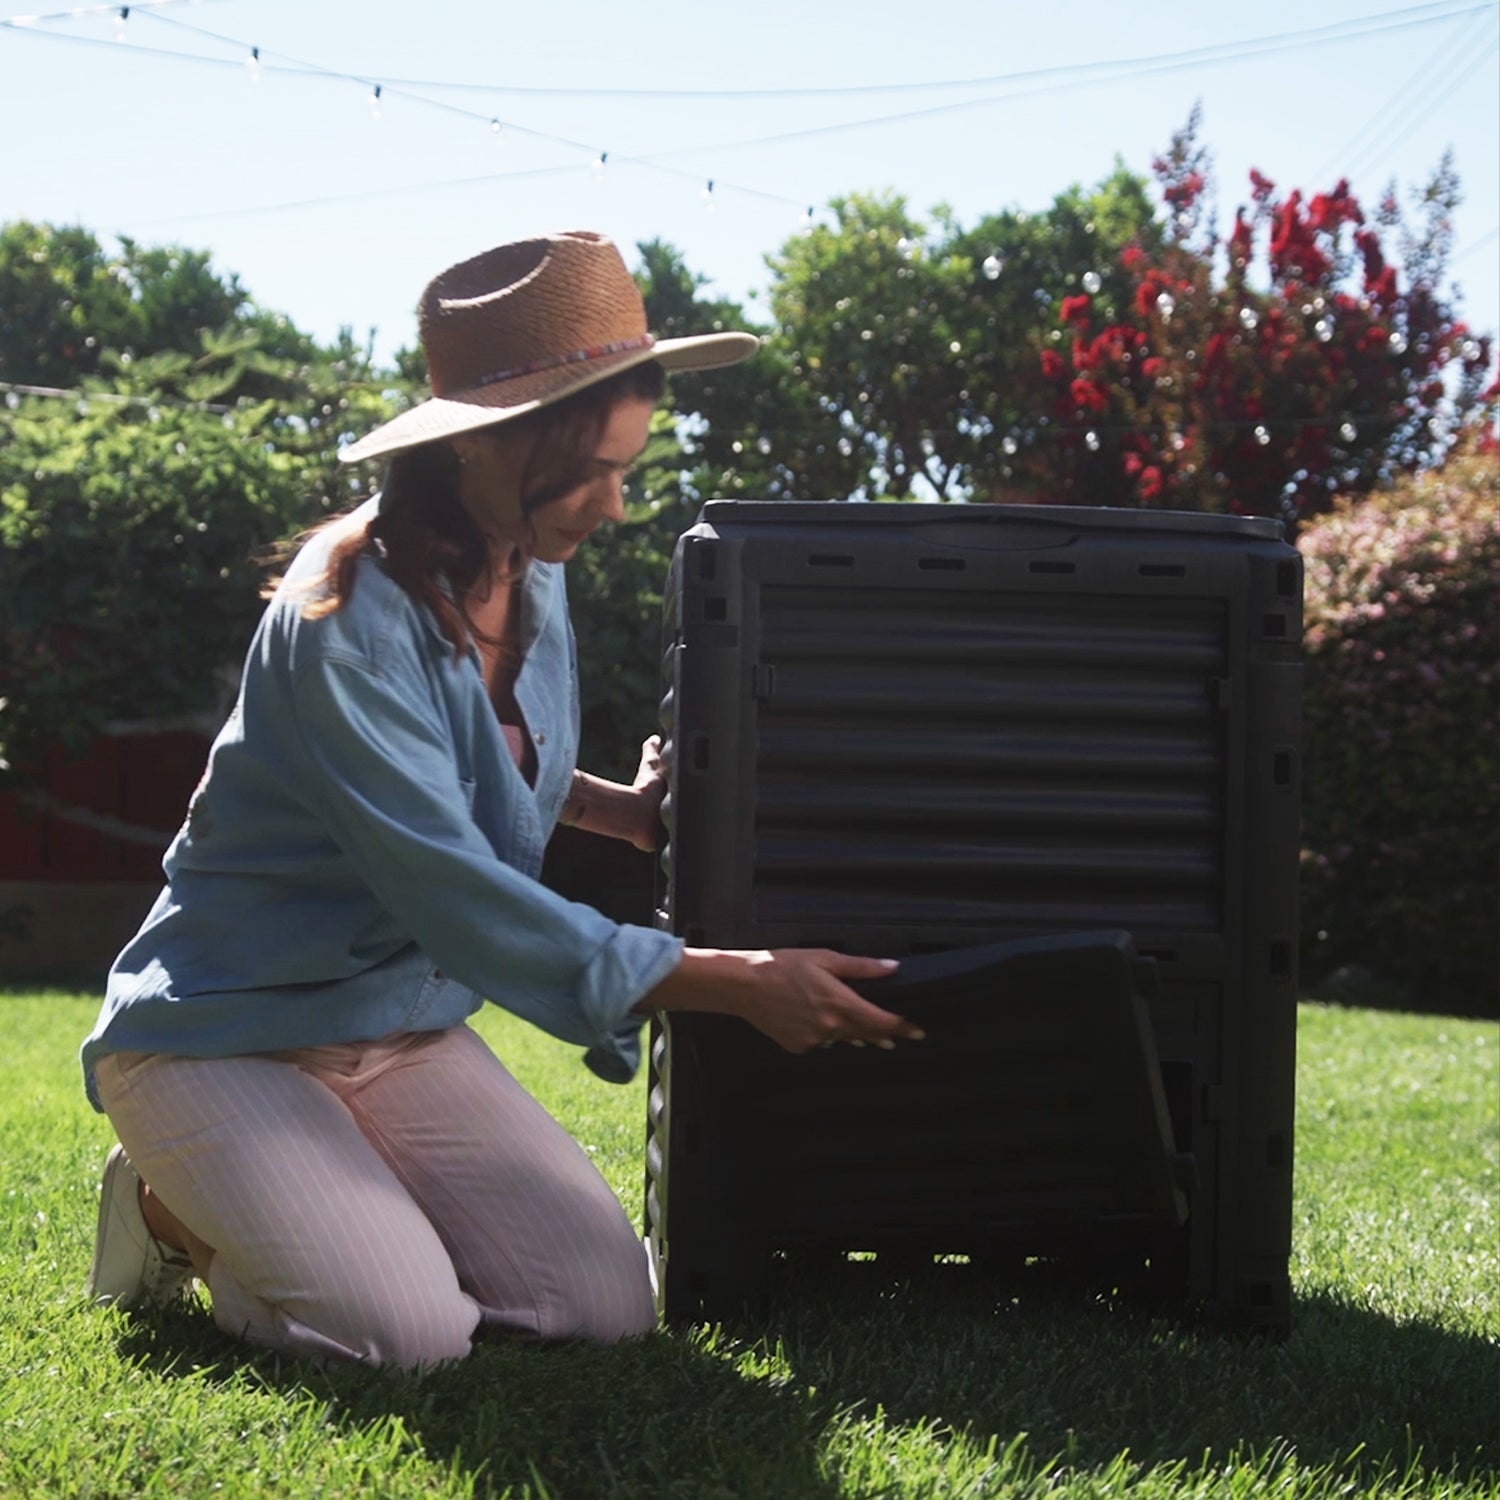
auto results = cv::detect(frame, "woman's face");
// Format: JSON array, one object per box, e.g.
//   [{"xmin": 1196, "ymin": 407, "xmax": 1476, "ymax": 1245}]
[{"xmin": 453, "ymin": 396, "xmax": 654, "ymax": 567}]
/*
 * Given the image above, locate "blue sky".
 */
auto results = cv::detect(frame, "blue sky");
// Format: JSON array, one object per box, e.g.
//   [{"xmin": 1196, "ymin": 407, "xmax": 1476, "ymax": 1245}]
[{"xmin": 1, "ymin": 0, "xmax": 1496, "ymax": 371}]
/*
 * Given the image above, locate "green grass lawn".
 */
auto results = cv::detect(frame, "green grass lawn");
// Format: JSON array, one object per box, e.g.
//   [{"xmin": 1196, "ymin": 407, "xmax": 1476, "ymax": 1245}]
[{"xmin": 1, "ymin": 992, "xmax": 1494, "ymax": 1499}]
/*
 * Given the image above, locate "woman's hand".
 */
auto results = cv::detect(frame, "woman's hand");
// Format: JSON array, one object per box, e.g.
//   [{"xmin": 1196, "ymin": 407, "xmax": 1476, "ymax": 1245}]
[
  {"xmin": 638, "ymin": 947, "xmax": 925, "ymax": 1054},
  {"xmin": 559, "ymin": 735, "xmax": 666, "ymax": 850},
  {"xmin": 625, "ymin": 734, "xmax": 667, "ymax": 851}
]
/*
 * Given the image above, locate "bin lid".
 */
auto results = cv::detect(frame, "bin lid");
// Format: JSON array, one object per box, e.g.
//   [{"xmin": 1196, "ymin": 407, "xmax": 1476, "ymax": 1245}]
[{"xmin": 696, "ymin": 499, "xmax": 1284, "ymax": 542}]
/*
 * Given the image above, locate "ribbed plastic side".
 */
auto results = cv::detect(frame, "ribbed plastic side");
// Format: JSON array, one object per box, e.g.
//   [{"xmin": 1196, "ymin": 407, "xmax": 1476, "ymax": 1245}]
[{"xmin": 753, "ymin": 587, "xmax": 1226, "ymax": 935}]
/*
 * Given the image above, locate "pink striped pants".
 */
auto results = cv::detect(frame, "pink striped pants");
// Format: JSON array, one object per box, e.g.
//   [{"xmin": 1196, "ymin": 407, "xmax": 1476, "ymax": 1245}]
[{"xmin": 94, "ymin": 1025, "xmax": 656, "ymax": 1369}]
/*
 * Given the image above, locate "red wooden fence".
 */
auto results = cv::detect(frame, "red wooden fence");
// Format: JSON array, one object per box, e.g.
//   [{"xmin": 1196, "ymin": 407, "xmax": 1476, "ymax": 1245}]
[{"xmin": 0, "ymin": 731, "xmax": 210, "ymax": 881}]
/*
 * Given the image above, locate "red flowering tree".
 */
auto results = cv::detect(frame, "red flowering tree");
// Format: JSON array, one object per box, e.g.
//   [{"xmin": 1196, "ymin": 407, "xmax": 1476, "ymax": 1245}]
[{"xmin": 1015, "ymin": 112, "xmax": 1495, "ymax": 531}]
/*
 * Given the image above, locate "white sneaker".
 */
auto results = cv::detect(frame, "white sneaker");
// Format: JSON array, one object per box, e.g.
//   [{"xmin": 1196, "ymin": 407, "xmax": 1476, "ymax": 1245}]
[{"xmin": 86, "ymin": 1145, "xmax": 195, "ymax": 1309}]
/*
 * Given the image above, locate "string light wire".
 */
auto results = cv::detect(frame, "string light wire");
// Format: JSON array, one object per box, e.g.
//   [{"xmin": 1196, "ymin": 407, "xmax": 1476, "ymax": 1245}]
[
  {"xmin": 6, "ymin": 0, "xmax": 1482, "ymax": 101},
  {"xmin": 3, "ymin": 0, "xmax": 1492, "ymax": 198},
  {"xmin": 3, "ymin": 0, "xmax": 1494, "ymax": 287},
  {"xmin": 0, "ymin": 0, "xmax": 203, "ymax": 28}
]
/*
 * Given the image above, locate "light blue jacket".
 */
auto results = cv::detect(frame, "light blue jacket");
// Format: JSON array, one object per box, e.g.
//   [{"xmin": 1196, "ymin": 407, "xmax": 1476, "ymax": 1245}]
[{"xmin": 81, "ymin": 499, "xmax": 682, "ymax": 1108}]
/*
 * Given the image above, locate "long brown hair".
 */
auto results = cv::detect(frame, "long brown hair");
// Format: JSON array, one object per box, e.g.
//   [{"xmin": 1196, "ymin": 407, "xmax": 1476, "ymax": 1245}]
[{"xmin": 273, "ymin": 361, "xmax": 666, "ymax": 658}]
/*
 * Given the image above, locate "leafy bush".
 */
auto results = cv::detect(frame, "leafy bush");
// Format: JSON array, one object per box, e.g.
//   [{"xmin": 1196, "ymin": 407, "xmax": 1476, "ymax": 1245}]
[{"xmin": 1298, "ymin": 446, "xmax": 1499, "ymax": 1011}]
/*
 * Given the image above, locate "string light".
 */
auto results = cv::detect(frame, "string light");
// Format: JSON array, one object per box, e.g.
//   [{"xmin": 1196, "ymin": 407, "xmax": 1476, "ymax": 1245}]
[
  {"xmin": 3, "ymin": 0, "xmax": 1493, "ymax": 265},
  {"xmin": 489, "ymin": 117, "xmax": 502, "ymax": 138},
  {"xmin": 244, "ymin": 44, "xmax": 260, "ymax": 83}
]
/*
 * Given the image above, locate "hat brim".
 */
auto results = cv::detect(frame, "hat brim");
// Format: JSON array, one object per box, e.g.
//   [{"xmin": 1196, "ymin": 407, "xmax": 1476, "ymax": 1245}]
[{"xmin": 338, "ymin": 329, "xmax": 758, "ymax": 465}]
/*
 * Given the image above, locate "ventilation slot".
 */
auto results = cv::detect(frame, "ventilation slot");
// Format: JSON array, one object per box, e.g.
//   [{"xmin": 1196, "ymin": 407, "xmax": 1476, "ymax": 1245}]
[
  {"xmin": 1276, "ymin": 561, "xmax": 1298, "ymax": 597},
  {"xmin": 1272, "ymin": 749, "xmax": 1293, "ymax": 788},
  {"xmin": 1262, "ymin": 613, "xmax": 1287, "ymax": 638},
  {"xmin": 696, "ymin": 547, "xmax": 717, "ymax": 581},
  {"xmin": 1269, "ymin": 940, "xmax": 1292, "ymax": 981},
  {"xmin": 918, "ymin": 556, "xmax": 966, "ymax": 571},
  {"xmin": 1029, "ymin": 560, "xmax": 1076, "ymax": 575}
]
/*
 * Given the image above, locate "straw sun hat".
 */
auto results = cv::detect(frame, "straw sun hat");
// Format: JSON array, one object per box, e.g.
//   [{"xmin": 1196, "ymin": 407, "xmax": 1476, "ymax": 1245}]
[{"xmin": 338, "ymin": 230, "xmax": 758, "ymax": 465}]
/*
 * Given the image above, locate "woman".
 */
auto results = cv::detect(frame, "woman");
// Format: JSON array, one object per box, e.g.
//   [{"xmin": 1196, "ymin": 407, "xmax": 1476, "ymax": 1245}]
[{"xmin": 80, "ymin": 230, "xmax": 921, "ymax": 1370}]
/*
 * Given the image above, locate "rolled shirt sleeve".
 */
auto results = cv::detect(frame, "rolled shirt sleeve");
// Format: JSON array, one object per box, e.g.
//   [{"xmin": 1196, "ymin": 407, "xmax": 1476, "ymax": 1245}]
[{"xmin": 283, "ymin": 646, "xmax": 680, "ymax": 1081}]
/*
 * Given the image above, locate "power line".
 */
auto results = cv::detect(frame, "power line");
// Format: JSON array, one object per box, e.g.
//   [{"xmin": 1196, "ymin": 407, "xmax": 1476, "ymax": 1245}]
[
  {"xmin": 123, "ymin": 162, "xmax": 593, "ymax": 229},
  {"xmin": 639, "ymin": 2, "xmax": 1495, "ymax": 163},
  {"xmin": 1453, "ymin": 225, "xmax": 1499, "ymax": 264},
  {"xmin": 233, "ymin": 0, "xmax": 1500, "ymax": 100},
  {"xmin": 1342, "ymin": 33, "xmax": 1500, "ymax": 185},
  {"xmin": 1322, "ymin": 8, "xmax": 1498, "ymax": 182}
]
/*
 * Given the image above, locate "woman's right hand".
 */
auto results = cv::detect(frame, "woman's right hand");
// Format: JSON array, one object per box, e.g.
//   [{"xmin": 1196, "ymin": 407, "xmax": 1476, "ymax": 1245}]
[{"xmin": 638, "ymin": 946, "xmax": 925, "ymax": 1054}]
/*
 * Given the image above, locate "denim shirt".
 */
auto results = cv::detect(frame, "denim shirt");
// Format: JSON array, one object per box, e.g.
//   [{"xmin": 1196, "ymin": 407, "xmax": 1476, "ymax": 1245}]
[{"xmin": 80, "ymin": 499, "xmax": 682, "ymax": 1108}]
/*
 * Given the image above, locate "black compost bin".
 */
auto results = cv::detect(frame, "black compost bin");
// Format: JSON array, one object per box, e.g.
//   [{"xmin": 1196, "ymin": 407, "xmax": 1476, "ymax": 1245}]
[{"xmin": 647, "ymin": 501, "xmax": 1302, "ymax": 1334}]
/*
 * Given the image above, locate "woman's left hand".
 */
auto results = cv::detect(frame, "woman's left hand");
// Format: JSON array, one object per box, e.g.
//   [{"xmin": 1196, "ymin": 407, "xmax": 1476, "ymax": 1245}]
[
  {"xmin": 561, "ymin": 736, "xmax": 667, "ymax": 850},
  {"xmin": 626, "ymin": 734, "xmax": 667, "ymax": 851}
]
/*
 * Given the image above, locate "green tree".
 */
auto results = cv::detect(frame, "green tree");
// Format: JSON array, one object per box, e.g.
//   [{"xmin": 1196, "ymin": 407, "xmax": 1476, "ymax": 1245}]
[
  {"xmin": 0, "ymin": 220, "xmax": 413, "ymax": 789},
  {"xmin": 0, "ymin": 221, "xmax": 245, "ymax": 390},
  {"xmin": 761, "ymin": 171, "xmax": 1162, "ymax": 502}
]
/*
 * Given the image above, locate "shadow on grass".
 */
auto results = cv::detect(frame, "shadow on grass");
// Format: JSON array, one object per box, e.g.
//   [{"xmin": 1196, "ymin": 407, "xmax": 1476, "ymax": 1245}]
[
  {"xmin": 752, "ymin": 1262, "xmax": 1498, "ymax": 1485},
  {"xmin": 115, "ymin": 1301, "xmax": 843, "ymax": 1500},
  {"xmin": 112, "ymin": 1265, "xmax": 1496, "ymax": 1498}
]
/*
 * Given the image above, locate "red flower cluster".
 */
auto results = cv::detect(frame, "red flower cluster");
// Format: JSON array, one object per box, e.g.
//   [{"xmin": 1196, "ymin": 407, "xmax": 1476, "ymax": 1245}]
[
  {"xmin": 1305, "ymin": 179, "xmax": 1363, "ymax": 234},
  {"xmin": 1159, "ymin": 167, "xmax": 1206, "ymax": 214},
  {"xmin": 1011, "ymin": 145, "xmax": 1490, "ymax": 523},
  {"xmin": 1269, "ymin": 191, "xmax": 1331, "ymax": 283},
  {"xmin": 1355, "ymin": 228, "xmax": 1398, "ymax": 308}
]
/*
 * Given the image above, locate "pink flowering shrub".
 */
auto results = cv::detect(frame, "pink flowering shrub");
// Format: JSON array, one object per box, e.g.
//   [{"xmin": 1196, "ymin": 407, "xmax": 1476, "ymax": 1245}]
[{"xmin": 1298, "ymin": 447, "xmax": 1499, "ymax": 1009}]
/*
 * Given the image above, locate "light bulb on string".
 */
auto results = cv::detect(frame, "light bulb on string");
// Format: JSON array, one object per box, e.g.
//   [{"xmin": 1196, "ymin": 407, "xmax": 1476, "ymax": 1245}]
[
  {"xmin": 591, "ymin": 151, "xmax": 608, "ymax": 181},
  {"xmin": 489, "ymin": 118, "xmax": 502, "ymax": 140},
  {"xmin": 368, "ymin": 84, "xmax": 382, "ymax": 121},
  {"xmin": 701, "ymin": 179, "xmax": 715, "ymax": 213},
  {"xmin": 800, "ymin": 206, "xmax": 816, "ymax": 235},
  {"xmin": 113, "ymin": 6, "xmax": 129, "ymax": 40},
  {"xmin": 245, "ymin": 46, "xmax": 261, "ymax": 83}
]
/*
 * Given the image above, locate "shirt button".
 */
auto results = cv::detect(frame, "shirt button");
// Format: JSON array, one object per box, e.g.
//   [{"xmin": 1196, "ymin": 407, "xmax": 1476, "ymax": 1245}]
[{"xmin": 535, "ymin": 731, "xmax": 546, "ymax": 745}]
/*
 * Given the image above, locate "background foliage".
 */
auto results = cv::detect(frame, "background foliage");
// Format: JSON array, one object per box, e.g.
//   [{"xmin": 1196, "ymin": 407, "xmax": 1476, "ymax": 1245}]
[
  {"xmin": 1299, "ymin": 445, "xmax": 1499, "ymax": 1010},
  {"xmin": 2, "ymin": 114, "xmax": 1495, "ymax": 1007},
  {"xmin": 0, "ymin": 221, "xmax": 406, "ymax": 778}
]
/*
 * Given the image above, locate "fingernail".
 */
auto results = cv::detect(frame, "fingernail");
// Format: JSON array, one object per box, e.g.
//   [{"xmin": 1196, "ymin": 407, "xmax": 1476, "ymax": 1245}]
[
  {"xmin": 878, "ymin": 959, "xmax": 900, "ymax": 970},
  {"xmin": 910, "ymin": 1028, "xmax": 927, "ymax": 1041},
  {"xmin": 850, "ymin": 1040, "xmax": 866, "ymax": 1048},
  {"xmin": 876, "ymin": 1038, "xmax": 896, "ymax": 1050}
]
